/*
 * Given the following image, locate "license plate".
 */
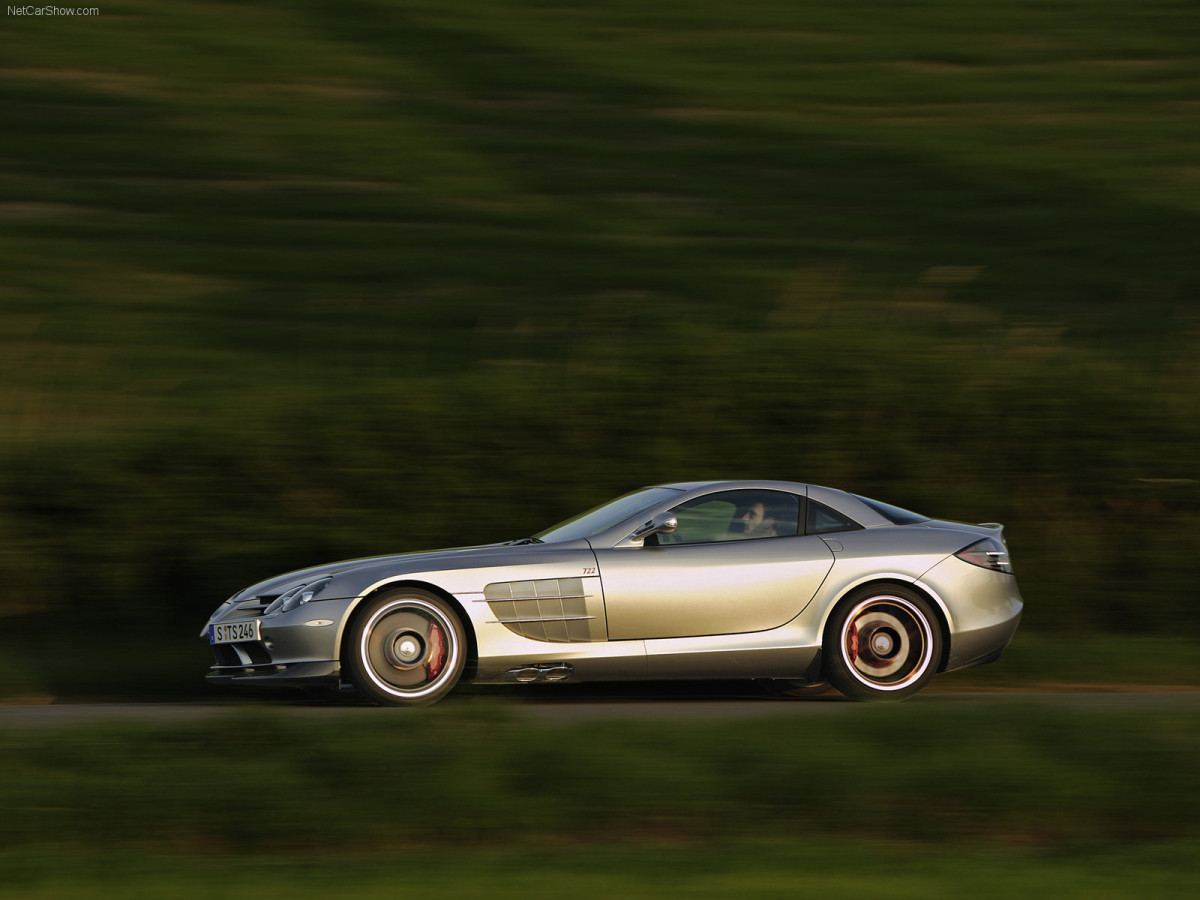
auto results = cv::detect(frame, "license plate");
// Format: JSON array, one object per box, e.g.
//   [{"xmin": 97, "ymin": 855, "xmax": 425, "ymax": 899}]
[{"xmin": 210, "ymin": 620, "xmax": 261, "ymax": 644}]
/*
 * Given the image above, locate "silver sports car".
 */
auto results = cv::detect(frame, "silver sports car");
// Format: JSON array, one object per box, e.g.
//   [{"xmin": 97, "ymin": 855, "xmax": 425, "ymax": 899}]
[{"xmin": 203, "ymin": 481, "xmax": 1022, "ymax": 705}]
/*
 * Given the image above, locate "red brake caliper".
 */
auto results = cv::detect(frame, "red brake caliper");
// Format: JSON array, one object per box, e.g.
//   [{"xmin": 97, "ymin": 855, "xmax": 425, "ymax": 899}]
[
  {"xmin": 848, "ymin": 622, "xmax": 859, "ymax": 663},
  {"xmin": 426, "ymin": 622, "xmax": 446, "ymax": 679}
]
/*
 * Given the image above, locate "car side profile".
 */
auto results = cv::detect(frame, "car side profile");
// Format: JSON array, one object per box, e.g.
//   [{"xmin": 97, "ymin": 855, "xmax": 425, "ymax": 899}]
[{"xmin": 203, "ymin": 481, "xmax": 1023, "ymax": 705}]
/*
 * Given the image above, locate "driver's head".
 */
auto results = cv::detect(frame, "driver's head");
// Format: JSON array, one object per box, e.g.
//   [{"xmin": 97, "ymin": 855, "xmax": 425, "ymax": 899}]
[{"xmin": 739, "ymin": 501, "xmax": 767, "ymax": 532}]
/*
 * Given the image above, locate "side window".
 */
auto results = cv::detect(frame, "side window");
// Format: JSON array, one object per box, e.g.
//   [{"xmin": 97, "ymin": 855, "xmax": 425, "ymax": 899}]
[
  {"xmin": 807, "ymin": 500, "xmax": 862, "ymax": 535},
  {"xmin": 658, "ymin": 490, "xmax": 801, "ymax": 545}
]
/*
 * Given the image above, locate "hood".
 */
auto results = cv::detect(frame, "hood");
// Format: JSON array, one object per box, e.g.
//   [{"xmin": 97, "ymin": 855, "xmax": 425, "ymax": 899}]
[{"xmin": 235, "ymin": 540, "xmax": 572, "ymax": 600}]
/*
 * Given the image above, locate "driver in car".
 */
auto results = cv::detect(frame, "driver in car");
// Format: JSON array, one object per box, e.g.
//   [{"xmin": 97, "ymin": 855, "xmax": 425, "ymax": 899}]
[{"xmin": 736, "ymin": 501, "xmax": 777, "ymax": 538}]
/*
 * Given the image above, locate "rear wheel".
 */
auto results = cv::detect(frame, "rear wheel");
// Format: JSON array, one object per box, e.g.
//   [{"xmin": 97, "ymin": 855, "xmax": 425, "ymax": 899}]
[
  {"xmin": 346, "ymin": 589, "xmax": 466, "ymax": 707},
  {"xmin": 824, "ymin": 586, "xmax": 941, "ymax": 702}
]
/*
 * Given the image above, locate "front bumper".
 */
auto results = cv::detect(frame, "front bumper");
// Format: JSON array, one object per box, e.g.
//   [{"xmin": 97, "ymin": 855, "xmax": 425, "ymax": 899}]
[
  {"xmin": 205, "ymin": 659, "xmax": 340, "ymax": 687},
  {"xmin": 203, "ymin": 597, "xmax": 355, "ymax": 689}
]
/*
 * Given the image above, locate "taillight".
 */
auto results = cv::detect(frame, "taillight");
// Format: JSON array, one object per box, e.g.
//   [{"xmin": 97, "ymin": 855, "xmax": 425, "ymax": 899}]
[{"xmin": 955, "ymin": 538, "xmax": 1013, "ymax": 573}]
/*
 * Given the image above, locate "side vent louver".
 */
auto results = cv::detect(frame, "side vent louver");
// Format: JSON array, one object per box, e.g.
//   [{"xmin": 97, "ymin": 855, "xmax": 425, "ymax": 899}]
[{"xmin": 483, "ymin": 577, "xmax": 603, "ymax": 642}]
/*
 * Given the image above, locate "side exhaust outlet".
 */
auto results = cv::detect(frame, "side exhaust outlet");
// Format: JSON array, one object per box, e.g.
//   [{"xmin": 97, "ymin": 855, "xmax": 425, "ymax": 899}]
[{"xmin": 506, "ymin": 664, "xmax": 574, "ymax": 683}]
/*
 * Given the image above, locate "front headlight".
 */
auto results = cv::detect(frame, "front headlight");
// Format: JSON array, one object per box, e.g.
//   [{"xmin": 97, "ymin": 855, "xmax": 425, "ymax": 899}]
[
  {"xmin": 265, "ymin": 577, "xmax": 333, "ymax": 616},
  {"xmin": 284, "ymin": 576, "xmax": 333, "ymax": 612}
]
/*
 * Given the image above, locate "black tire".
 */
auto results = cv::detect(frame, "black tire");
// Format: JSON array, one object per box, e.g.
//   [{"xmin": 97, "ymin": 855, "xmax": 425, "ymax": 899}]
[
  {"xmin": 824, "ymin": 585, "xmax": 942, "ymax": 702},
  {"xmin": 345, "ymin": 588, "xmax": 466, "ymax": 707}
]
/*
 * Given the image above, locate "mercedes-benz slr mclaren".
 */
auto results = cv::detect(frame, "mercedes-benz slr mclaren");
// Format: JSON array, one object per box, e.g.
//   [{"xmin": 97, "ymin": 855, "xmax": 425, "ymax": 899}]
[{"xmin": 203, "ymin": 481, "xmax": 1022, "ymax": 705}]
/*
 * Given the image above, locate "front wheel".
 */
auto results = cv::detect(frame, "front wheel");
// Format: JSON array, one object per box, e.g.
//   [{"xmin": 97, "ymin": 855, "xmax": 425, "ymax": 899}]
[
  {"xmin": 824, "ymin": 587, "xmax": 942, "ymax": 702},
  {"xmin": 346, "ymin": 589, "xmax": 466, "ymax": 707}
]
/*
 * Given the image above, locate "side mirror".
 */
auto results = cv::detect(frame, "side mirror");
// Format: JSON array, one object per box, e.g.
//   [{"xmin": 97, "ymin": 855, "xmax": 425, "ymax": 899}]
[{"xmin": 630, "ymin": 512, "xmax": 678, "ymax": 543}]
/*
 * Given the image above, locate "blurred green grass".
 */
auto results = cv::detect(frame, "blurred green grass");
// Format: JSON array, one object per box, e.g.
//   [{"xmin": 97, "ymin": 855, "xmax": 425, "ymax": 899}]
[
  {"xmin": 1, "ymin": 704, "xmax": 1197, "ymax": 851},
  {"xmin": 1, "ymin": 0, "xmax": 1198, "ymax": 686},
  {"xmin": 1, "ymin": 842, "xmax": 1198, "ymax": 899}
]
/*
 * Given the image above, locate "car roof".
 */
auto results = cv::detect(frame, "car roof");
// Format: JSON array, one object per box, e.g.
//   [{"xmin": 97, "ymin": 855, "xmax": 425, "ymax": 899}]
[{"xmin": 656, "ymin": 479, "xmax": 807, "ymax": 491}]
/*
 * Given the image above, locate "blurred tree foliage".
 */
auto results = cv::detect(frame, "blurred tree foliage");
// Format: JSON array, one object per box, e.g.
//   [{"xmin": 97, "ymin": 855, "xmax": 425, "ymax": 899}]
[{"xmin": 0, "ymin": 0, "xmax": 1197, "ymax": 639}]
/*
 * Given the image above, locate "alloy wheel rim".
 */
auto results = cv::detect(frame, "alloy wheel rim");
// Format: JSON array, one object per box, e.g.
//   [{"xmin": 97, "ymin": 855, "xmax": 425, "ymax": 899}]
[
  {"xmin": 360, "ymin": 599, "xmax": 458, "ymax": 698},
  {"xmin": 840, "ymin": 596, "xmax": 933, "ymax": 691}
]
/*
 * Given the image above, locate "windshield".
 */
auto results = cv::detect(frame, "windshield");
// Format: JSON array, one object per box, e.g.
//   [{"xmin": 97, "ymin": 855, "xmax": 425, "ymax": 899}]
[{"xmin": 535, "ymin": 487, "xmax": 683, "ymax": 543}]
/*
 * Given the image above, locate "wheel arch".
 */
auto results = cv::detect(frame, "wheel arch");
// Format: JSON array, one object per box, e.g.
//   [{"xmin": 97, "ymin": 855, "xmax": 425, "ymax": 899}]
[
  {"xmin": 819, "ymin": 577, "xmax": 952, "ymax": 676},
  {"xmin": 338, "ymin": 579, "xmax": 479, "ymax": 683}
]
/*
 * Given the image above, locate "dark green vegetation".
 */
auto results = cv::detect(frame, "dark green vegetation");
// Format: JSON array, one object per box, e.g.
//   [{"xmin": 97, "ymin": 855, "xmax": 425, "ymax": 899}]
[
  {"xmin": 1, "ymin": 842, "xmax": 1197, "ymax": 899},
  {"xmin": 1, "ymin": 704, "xmax": 1198, "ymax": 896},
  {"xmin": 3, "ymin": 703, "xmax": 1198, "ymax": 849},
  {"xmin": 1, "ymin": 0, "xmax": 1198, "ymax": 693}
]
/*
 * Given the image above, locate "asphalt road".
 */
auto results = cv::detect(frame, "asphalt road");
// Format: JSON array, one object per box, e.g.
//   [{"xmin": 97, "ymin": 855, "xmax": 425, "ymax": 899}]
[{"xmin": 2, "ymin": 687, "xmax": 1199, "ymax": 727}]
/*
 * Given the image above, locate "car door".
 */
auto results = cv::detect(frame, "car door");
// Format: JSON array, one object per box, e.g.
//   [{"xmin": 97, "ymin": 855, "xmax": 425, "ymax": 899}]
[{"xmin": 593, "ymin": 489, "xmax": 835, "ymax": 640}]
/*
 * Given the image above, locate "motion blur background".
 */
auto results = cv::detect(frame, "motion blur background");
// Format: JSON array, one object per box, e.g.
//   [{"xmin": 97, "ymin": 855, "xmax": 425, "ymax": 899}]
[
  {"xmin": 2, "ymin": 2, "xmax": 1199, "ymax": 897},
  {"xmin": 3, "ymin": 0, "xmax": 1198, "ymax": 695}
]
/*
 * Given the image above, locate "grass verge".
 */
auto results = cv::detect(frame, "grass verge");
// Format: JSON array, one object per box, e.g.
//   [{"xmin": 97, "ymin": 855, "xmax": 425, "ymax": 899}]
[
  {"xmin": 1, "ymin": 702, "xmax": 1197, "ymax": 851},
  {"xmin": 0, "ymin": 841, "xmax": 1197, "ymax": 900}
]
